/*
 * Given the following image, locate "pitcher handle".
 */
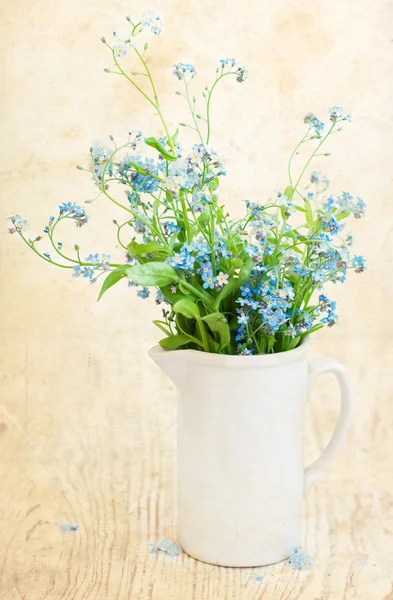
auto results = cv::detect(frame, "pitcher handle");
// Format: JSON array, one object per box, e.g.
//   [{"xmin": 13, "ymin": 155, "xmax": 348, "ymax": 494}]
[{"xmin": 304, "ymin": 358, "xmax": 354, "ymax": 493}]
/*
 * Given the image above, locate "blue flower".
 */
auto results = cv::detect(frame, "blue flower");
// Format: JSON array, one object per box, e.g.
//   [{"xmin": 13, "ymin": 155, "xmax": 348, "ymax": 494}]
[
  {"xmin": 113, "ymin": 44, "xmax": 128, "ymax": 59},
  {"xmin": 352, "ymin": 255, "xmax": 366, "ymax": 273},
  {"xmin": 82, "ymin": 266, "xmax": 95, "ymax": 279},
  {"xmin": 284, "ymin": 325, "xmax": 297, "ymax": 338},
  {"xmin": 153, "ymin": 539, "xmax": 180, "ymax": 556},
  {"xmin": 127, "ymin": 190, "xmax": 140, "ymax": 205},
  {"xmin": 59, "ymin": 202, "xmax": 88, "ymax": 226},
  {"xmin": 166, "ymin": 542, "xmax": 180, "ymax": 557},
  {"xmin": 137, "ymin": 287, "xmax": 150, "ymax": 299},
  {"xmin": 303, "ymin": 112, "xmax": 325, "ymax": 138},
  {"xmin": 141, "ymin": 10, "xmax": 163, "ymax": 35},
  {"xmin": 167, "ymin": 247, "xmax": 195, "ymax": 271},
  {"xmin": 240, "ymin": 348, "xmax": 253, "ymax": 355},
  {"xmin": 173, "ymin": 62, "xmax": 197, "ymax": 81},
  {"xmin": 8, "ymin": 215, "xmax": 28, "ymax": 234},
  {"xmin": 85, "ymin": 253, "xmax": 100, "ymax": 264},
  {"xmin": 199, "ymin": 260, "xmax": 213, "ymax": 276},
  {"xmin": 43, "ymin": 252, "xmax": 51, "ymax": 260},
  {"xmin": 320, "ymin": 307, "xmax": 338, "ymax": 327},
  {"xmin": 82, "ymin": 267, "xmax": 94, "ymax": 279},
  {"xmin": 133, "ymin": 173, "xmax": 159, "ymax": 194},
  {"xmin": 155, "ymin": 290, "xmax": 168, "ymax": 304},
  {"xmin": 165, "ymin": 222, "xmax": 181, "ymax": 234},
  {"xmin": 195, "ymin": 241, "xmax": 211, "ymax": 261},
  {"xmin": 310, "ymin": 172, "xmax": 330, "ymax": 187},
  {"xmin": 328, "ymin": 106, "xmax": 351, "ymax": 123},
  {"xmin": 72, "ymin": 266, "xmax": 82, "ymax": 277},
  {"xmin": 296, "ymin": 311, "xmax": 315, "ymax": 332},
  {"xmin": 238, "ymin": 313, "xmax": 249, "ymax": 326},
  {"xmin": 220, "ymin": 58, "xmax": 236, "ymax": 67},
  {"xmin": 203, "ymin": 275, "xmax": 216, "ymax": 289},
  {"xmin": 288, "ymin": 546, "xmax": 312, "ymax": 570},
  {"xmin": 101, "ymin": 254, "xmax": 111, "ymax": 265},
  {"xmin": 240, "ymin": 284, "xmax": 253, "ymax": 298}
]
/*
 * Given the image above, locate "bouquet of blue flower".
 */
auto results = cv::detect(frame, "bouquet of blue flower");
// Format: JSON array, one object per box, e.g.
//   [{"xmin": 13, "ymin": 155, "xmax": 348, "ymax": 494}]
[{"xmin": 9, "ymin": 10, "xmax": 366, "ymax": 355}]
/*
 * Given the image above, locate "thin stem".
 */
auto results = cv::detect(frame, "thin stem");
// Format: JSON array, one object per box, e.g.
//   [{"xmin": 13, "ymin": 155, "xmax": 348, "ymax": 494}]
[
  {"xmin": 17, "ymin": 231, "xmax": 73, "ymax": 269},
  {"xmin": 206, "ymin": 72, "xmax": 235, "ymax": 145},
  {"xmin": 293, "ymin": 123, "xmax": 335, "ymax": 194},
  {"xmin": 196, "ymin": 318, "xmax": 210, "ymax": 352},
  {"xmin": 184, "ymin": 81, "xmax": 204, "ymax": 144},
  {"xmin": 134, "ymin": 48, "xmax": 176, "ymax": 155},
  {"xmin": 179, "ymin": 190, "xmax": 192, "ymax": 243},
  {"xmin": 288, "ymin": 128, "xmax": 311, "ymax": 186}
]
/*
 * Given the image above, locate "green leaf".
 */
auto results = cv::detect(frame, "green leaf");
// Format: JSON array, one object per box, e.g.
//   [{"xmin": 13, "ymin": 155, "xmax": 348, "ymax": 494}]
[
  {"xmin": 159, "ymin": 334, "xmax": 191, "ymax": 349},
  {"xmin": 284, "ymin": 185, "xmax": 294, "ymax": 200},
  {"xmin": 144, "ymin": 137, "xmax": 177, "ymax": 161},
  {"xmin": 208, "ymin": 177, "xmax": 219, "ymax": 192},
  {"xmin": 97, "ymin": 265, "xmax": 129, "ymax": 301},
  {"xmin": 127, "ymin": 240, "xmax": 169, "ymax": 259},
  {"xmin": 267, "ymin": 335, "xmax": 275, "ymax": 353},
  {"xmin": 304, "ymin": 199, "xmax": 313, "ymax": 225},
  {"xmin": 197, "ymin": 210, "xmax": 210, "ymax": 225},
  {"xmin": 129, "ymin": 161, "xmax": 148, "ymax": 175},
  {"xmin": 178, "ymin": 281, "xmax": 193, "ymax": 295},
  {"xmin": 267, "ymin": 255, "xmax": 280, "ymax": 268},
  {"xmin": 201, "ymin": 312, "xmax": 230, "ymax": 350},
  {"xmin": 287, "ymin": 336, "xmax": 301, "ymax": 350},
  {"xmin": 153, "ymin": 320, "xmax": 172, "ymax": 336},
  {"xmin": 127, "ymin": 262, "xmax": 178, "ymax": 287},
  {"xmin": 336, "ymin": 211, "xmax": 351, "ymax": 221},
  {"xmin": 165, "ymin": 190, "xmax": 174, "ymax": 203},
  {"xmin": 173, "ymin": 298, "xmax": 200, "ymax": 319},
  {"xmin": 231, "ymin": 257, "xmax": 243, "ymax": 270}
]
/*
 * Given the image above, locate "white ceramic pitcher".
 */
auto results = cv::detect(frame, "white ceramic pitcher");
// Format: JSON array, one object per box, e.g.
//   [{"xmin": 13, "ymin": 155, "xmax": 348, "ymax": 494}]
[{"xmin": 149, "ymin": 338, "xmax": 353, "ymax": 567}]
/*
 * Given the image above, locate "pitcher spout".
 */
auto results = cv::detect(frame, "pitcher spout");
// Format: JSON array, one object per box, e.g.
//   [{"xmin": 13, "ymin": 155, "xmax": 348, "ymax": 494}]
[{"xmin": 148, "ymin": 345, "xmax": 186, "ymax": 387}]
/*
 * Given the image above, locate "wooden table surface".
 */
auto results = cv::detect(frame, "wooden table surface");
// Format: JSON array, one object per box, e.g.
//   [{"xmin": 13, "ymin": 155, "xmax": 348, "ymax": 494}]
[{"xmin": 0, "ymin": 319, "xmax": 392, "ymax": 599}]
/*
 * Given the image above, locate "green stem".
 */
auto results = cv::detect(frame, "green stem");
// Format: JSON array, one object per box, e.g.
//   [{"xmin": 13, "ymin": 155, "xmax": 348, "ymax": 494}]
[
  {"xmin": 288, "ymin": 128, "xmax": 311, "ymax": 186},
  {"xmin": 196, "ymin": 318, "xmax": 209, "ymax": 352},
  {"xmin": 134, "ymin": 48, "xmax": 176, "ymax": 155},
  {"xmin": 179, "ymin": 279, "xmax": 215, "ymax": 311},
  {"xmin": 293, "ymin": 123, "xmax": 335, "ymax": 194},
  {"xmin": 179, "ymin": 190, "xmax": 192, "ymax": 243},
  {"xmin": 18, "ymin": 232, "xmax": 73, "ymax": 269},
  {"xmin": 206, "ymin": 72, "xmax": 235, "ymax": 145},
  {"xmin": 184, "ymin": 81, "xmax": 204, "ymax": 144}
]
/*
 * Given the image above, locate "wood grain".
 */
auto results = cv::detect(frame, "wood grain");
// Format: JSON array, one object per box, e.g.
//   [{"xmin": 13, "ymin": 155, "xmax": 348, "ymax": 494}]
[{"xmin": 0, "ymin": 335, "xmax": 392, "ymax": 599}]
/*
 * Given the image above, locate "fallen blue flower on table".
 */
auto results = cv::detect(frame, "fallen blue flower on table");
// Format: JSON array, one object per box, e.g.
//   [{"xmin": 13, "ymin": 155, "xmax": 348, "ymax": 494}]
[
  {"xmin": 59, "ymin": 523, "xmax": 79, "ymax": 532},
  {"xmin": 247, "ymin": 571, "xmax": 264, "ymax": 582},
  {"xmin": 149, "ymin": 538, "xmax": 180, "ymax": 557},
  {"xmin": 288, "ymin": 546, "xmax": 312, "ymax": 570}
]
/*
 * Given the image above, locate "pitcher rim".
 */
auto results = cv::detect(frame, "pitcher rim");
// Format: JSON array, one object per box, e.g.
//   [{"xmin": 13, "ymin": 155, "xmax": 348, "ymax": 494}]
[{"xmin": 149, "ymin": 336, "xmax": 311, "ymax": 368}]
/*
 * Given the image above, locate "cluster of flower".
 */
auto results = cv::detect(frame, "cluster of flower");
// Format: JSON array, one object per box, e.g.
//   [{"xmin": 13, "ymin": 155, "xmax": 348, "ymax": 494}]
[
  {"xmin": 7, "ymin": 7, "xmax": 366, "ymax": 356},
  {"xmin": 167, "ymin": 236, "xmax": 231, "ymax": 290},
  {"xmin": 110, "ymin": 10, "xmax": 163, "ymax": 59},
  {"xmin": 149, "ymin": 539, "xmax": 180, "ymax": 557},
  {"xmin": 288, "ymin": 546, "xmax": 312, "ymax": 570}
]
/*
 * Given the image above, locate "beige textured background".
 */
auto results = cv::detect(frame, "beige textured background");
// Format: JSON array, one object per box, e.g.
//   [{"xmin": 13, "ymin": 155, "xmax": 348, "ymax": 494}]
[{"xmin": 1, "ymin": 0, "xmax": 393, "ymax": 598}]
